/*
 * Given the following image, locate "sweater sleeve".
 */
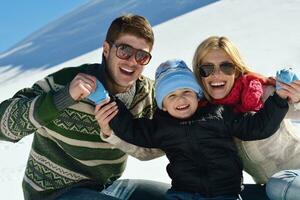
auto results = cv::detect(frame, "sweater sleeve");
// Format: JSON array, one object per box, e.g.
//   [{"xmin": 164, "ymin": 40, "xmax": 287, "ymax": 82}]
[
  {"xmin": 109, "ymin": 99, "xmax": 160, "ymax": 148},
  {"xmin": 100, "ymin": 131, "xmax": 164, "ymax": 160},
  {"xmin": 228, "ymin": 93, "xmax": 288, "ymax": 140},
  {"xmin": 0, "ymin": 74, "xmax": 75, "ymax": 142}
]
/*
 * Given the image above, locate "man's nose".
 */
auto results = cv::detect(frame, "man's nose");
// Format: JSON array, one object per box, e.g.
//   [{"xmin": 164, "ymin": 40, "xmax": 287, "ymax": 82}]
[{"xmin": 127, "ymin": 53, "xmax": 138, "ymax": 65}]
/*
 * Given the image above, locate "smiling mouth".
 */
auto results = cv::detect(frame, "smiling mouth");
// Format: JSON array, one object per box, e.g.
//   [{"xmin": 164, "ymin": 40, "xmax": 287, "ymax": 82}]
[
  {"xmin": 210, "ymin": 81, "xmax": 225, "ymax": 88},
  {"xmin": 120, "ymin": 67, "xmax": 134, "ymax": 75},
  {"xmin": 176, "ymin": 104, "xmax": 189, "ymax": 110}
]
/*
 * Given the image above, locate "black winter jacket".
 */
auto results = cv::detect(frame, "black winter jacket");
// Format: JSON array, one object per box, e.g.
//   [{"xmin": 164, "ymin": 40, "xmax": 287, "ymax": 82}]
[{"xmin": 110, "ymin": 93, "xmax": 288, "ymax": 197}]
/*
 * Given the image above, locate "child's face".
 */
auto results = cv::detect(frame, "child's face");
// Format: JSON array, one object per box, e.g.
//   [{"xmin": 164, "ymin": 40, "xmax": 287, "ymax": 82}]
[{"xmin": 162, "ymin": 88, "xmax": 198, "ymax": 119}]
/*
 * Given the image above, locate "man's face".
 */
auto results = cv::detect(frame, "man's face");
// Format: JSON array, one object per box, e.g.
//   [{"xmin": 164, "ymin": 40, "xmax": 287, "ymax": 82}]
[{"xmin": 103, "ymin": 34, "xmax": 151, "ymax": 93}]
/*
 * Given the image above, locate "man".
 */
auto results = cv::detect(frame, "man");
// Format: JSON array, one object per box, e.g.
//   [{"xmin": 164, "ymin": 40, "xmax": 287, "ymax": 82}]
[{"xmin": 0, "ymin": 14, "xmax": 169, "ymax": 200}]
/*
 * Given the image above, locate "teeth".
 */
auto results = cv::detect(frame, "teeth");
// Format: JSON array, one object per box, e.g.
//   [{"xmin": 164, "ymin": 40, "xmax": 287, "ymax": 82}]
[
  {"xmin": 210, "ymin": 82, "xmax": 225, "ymax": 86},
  {"xmin": 176, "ymin": 104, "xmax": 189, "ymax": 110},
  {"xmin": 120, "ymin": 67, "xmax": 134, "ymax": 73}
]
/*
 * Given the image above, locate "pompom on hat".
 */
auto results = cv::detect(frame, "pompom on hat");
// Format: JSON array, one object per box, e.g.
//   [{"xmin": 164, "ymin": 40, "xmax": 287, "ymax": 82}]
[{"xmin": 155, "ymin": 59, "xmax": 203, "ymax": 109}]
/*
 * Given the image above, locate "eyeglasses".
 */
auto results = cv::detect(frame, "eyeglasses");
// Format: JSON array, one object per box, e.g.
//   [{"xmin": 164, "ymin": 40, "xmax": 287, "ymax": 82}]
[
  {"xmin": 111, "ymin": 43, "xmax": 152, "ymax": 65},
  {"xmin": 198, "ymin": 62, "xmax": 235, "ymax": 77}
]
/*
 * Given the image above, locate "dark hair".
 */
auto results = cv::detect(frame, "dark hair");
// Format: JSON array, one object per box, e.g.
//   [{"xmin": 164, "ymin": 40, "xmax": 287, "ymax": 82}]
[{"xmin": 105, "ymin": 14, "xmax": 154, "ymax": 50}]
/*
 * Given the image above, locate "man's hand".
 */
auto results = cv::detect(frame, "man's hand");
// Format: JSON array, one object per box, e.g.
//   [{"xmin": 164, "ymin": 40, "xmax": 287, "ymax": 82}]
[
  {"xmin": 276, "ymin": 80, "xmax": 300, "ymax": 103},
  {"xmin": 69, "ymin": 73, "xmax": 97, "ymax": 101},
  {"xmin": 94, "ymin": 98, "xmax": 118, "ymax": 137}
]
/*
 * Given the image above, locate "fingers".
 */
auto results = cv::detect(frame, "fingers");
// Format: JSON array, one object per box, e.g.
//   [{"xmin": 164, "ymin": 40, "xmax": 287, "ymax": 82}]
[
  {"xmin": 277, "ymin": 80, "xmax": 300, "ymax": 103},
  {"xmin": 69, "ymin": 73, "xmax": 97, "ymax": 100},
  {"xmin": 95, "ymin": 101, "xmax": 118, "ymax": 119},
  {"xmin": 290, "ymin": 80, "xmax": 300, "ymax": 92},
  {"xmin": 95, "ymin": 101, "xmax": 118, "ymax": 126},
  {"xmin": 276, "ymin": 89, "xmax": 288, "ymax": 100},
  {"xmin": 95, "ymin": 98, "xmax": 111, "ymax": 112},
  {"xmin": 78, "ymin": 73, "xmax": 97, "ymax": 86},
  {"xmin": 100, "ymin": 107, "xmax": 118, "ymax": 126}
]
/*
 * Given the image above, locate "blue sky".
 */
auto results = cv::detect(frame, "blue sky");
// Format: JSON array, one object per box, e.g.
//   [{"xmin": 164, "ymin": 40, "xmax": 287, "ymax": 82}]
[{"xmin": 0, "ymin": 0, "xmax": 89, "ymax": 53}]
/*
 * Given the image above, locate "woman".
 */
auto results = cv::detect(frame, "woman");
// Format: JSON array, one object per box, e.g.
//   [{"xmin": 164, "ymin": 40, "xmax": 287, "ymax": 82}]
[{"xmin": 192, "ymin": 36, "xmax": 300, "ymax": 200}]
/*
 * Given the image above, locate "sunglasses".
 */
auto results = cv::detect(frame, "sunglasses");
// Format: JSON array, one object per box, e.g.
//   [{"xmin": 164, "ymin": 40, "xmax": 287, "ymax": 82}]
[
  {"xmin": 198, "ymin": 62, "xmax": 235, "ymax": 77},
  {"xmin": 111, "ymin": 43, "xmax": 152, "ymax": 65}
]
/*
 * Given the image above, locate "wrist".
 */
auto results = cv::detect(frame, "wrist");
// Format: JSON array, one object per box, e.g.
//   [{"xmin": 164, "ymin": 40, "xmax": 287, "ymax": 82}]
[
  {"xmin": 53, "ymin": 84, "xmax": 77, "ymax": 111},
  {"xmin": 101, "ymin": 129, "xmax": 113, "ymax": 138}
]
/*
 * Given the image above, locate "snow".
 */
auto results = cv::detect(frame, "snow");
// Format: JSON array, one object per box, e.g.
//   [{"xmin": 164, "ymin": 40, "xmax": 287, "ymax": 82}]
[{"xmin": 1, "ymin": 0, "xmax": 300, "ymax": 199}]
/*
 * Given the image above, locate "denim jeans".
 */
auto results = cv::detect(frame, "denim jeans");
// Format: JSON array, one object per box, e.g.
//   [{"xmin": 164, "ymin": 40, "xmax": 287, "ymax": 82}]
[
  {"xmin": 266, "ymin": 170, "xmax": 300, "ymax": 200},
  {"xmin": 56, "ymin": 179, "xmax": 170, "ymax": 200},
  {"xmin": 166, "ymin": 189, "xmax": 240, "ymax": 200}
]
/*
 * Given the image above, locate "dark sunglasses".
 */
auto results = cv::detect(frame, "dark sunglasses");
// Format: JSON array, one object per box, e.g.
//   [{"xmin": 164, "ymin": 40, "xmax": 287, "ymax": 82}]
[
  {"xmin": 110, "ymin": 43, "xmax": 152, "ymax": 65},
  {"xmin": 198, "ymin": 62, "xmax": 235, "ymax": 77}
]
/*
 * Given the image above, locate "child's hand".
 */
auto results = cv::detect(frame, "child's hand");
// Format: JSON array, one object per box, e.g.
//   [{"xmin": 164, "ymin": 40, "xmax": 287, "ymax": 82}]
[
  {"xmin": 276, "ymin": 80, "xmax": 300, "ymax": 103},
  {"xmin": 94, "ymin": 98, "xmax": 119, "ymax": 137}
]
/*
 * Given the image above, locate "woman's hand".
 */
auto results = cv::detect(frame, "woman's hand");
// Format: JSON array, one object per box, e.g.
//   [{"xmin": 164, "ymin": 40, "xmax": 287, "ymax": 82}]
[
  {"xmin": 94, "ymin": 98, "xmax": 119, "ymax": 137},
  {"xmin": 276, "ymin": 80, "xmax": 300, "ymax": 103}
]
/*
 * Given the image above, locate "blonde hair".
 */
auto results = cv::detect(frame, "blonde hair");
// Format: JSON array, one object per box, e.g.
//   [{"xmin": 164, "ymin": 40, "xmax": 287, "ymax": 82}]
[{"xmin": 192, "ymin": 36, "xmax": 252, "ymax": 100}]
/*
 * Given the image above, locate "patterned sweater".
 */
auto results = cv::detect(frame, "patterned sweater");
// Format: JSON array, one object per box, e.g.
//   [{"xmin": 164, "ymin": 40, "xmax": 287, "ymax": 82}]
[{"xmin": 0, "ymin": 63, "xmax": 157, "ymax": 200}]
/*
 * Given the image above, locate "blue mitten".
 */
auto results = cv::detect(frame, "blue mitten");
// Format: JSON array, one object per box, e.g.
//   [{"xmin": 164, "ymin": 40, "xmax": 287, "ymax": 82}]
[
  {"xmin": 87, "ymin": 79, "xmax": 109, "ymax": 104},
  {"xmin": 276, "ymin": 68, "xmax": 299, "ymax": 89}
]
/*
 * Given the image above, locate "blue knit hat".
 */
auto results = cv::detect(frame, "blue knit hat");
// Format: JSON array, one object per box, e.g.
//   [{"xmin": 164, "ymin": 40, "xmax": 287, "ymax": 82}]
[{"xmin": 155, "ymin": 59, "xmax": 203, "ymax": 109}]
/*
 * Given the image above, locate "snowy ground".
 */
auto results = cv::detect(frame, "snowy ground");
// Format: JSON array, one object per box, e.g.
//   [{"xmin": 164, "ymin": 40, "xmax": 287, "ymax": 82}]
[{"xmin": 1, "ymin": 0, "xmax": 300, "ymax": 199}]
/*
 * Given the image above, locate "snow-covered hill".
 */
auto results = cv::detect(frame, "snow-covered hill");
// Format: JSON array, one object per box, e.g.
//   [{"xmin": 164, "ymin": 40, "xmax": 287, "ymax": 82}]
[
  {"xmin": 1, "ymin": 0, "xmax": 300, "ymax": 199},
  {"xmin": 0, "ymin": 0, "xmax": 217, "ymax": 73}
]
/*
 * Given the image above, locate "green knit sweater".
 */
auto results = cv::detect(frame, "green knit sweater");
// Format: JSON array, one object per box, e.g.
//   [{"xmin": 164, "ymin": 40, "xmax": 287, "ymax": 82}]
[{"xmin": 0, "ymin": 63, "xmax": 156, "ymax": 200}]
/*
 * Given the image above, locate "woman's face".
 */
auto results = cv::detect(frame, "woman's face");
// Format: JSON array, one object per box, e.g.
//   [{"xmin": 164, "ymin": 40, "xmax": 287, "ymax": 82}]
[{"xmin": 200, "ymin": 49, "xmax": 236, "ymax": 99}]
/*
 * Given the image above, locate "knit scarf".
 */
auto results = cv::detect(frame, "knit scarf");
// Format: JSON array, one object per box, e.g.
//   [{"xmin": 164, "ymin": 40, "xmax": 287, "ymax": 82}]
[{"xmin": 211, "ymin": 73, "xmax": 274, "ymax": 113}]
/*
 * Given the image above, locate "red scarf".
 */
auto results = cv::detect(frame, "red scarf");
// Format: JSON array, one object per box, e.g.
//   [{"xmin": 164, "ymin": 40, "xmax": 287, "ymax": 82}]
[{"xmin": 210, "ymin": 73, "xmax": 275, "ymax": 113}]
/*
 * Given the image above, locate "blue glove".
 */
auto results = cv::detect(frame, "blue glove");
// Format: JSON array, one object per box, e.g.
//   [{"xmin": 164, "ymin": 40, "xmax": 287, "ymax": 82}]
[
  {"xmin": 87, "ymin": 79, "xmax": 109, "ymax": 104},
  {"xmin": 276, "ymin": 68, "xmax": 299, "ymax": 89}
]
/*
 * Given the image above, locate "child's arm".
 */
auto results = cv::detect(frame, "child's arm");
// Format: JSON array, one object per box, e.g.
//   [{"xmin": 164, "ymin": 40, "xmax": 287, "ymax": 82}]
[
  {"xmin": 95, "ymin": 98, "xmax": 158, "ymax": 148},
  {"xmin": 229, "ymin": 92, "xmax": 288, "ymax": 140},
  {"xmin": 99, "ymin": 131, "xmax": 164, "ymax": 160},
  {"xmin": 95, "ymin": 99, "xmax": 164, "ymax": 160}
]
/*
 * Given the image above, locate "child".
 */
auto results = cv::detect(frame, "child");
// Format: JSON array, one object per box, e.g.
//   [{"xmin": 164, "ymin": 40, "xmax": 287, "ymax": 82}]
[{"xmin": 95, "ymin": 59, "xmax": 288, "ymax": 200}]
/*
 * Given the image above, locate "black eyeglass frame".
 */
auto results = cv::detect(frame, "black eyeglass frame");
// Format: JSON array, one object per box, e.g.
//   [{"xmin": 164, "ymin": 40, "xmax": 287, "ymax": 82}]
[{"xmin": 197, "ymin": 62, "xmax": 236, "ymax": 78}]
